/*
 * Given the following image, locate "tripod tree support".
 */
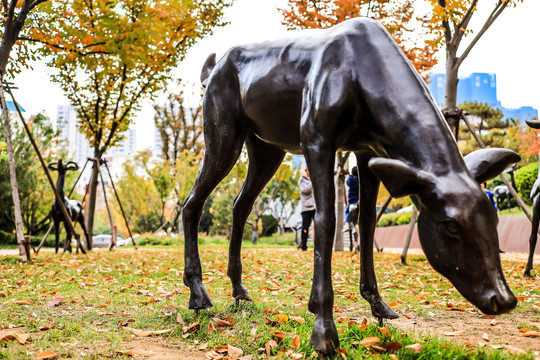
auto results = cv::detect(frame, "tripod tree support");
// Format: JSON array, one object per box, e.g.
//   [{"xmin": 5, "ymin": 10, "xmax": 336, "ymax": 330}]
[
  {"xmin": 6, "ymin": 85, "xmax": 86, "ymax": 254},
  {"xmin": 0, "ymin": 79, "xmax": 29, "ymax": 261},
  {"xmin": 374, "ymin": 195, "xmax": 392, "ymax": 252},
  {"xmin": 96, "ymin": 159, "xmax": 116, "ymax": 250},
  {"xmin": 401, "ymin": 206, "xmax": 419, "ymax": 264},
  {"xmin": 102, "ymin": 160, "xmax": 137, "ymax": 249}
]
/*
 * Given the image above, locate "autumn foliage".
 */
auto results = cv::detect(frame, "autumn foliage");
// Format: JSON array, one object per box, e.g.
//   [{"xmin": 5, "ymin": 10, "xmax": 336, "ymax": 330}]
[
  {"xmin": 279, "ymin": 0, "xmax": 440, "ymax": 76},
  {"xmin": 27, "ymin": 0, "xmax": 230, "ymax": 155}
]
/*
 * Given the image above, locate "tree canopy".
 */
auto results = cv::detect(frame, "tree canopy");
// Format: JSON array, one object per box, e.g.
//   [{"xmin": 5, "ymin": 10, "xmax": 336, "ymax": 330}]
[
  {"xmin": 27, "ymin": 0, "xmax": 230, "ymax": 156},
  {"xmin": 279, "ymin": 0, "xmax": 439, "ymax": 76}
]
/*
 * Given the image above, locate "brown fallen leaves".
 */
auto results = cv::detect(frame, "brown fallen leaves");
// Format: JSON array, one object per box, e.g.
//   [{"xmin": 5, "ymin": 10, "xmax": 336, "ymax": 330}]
[
  {"xmin": 129, "ymin": 328, "xmax": 173, "ymax": 337},
  {"xmin": 0, "ymin": 333, "xmax": 30, "ymax": 344},
  {"xmin": 35, "ymin": 350, "xmax": 60, "ymax": 359},
  {"xmin": 205, "ymin": 344, "xmax": 246, "ymax": 360}
]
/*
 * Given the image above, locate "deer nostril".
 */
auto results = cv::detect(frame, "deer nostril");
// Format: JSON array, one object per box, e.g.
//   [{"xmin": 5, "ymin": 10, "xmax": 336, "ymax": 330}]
[{"xmin": 486, "ymin": 291, "xmax": 517, "ymax": 315}]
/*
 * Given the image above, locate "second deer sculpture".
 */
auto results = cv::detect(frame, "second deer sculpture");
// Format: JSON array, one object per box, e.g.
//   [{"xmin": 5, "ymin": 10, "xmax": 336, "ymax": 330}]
[{"xmin": 48, "ymin": 159, "xmax": 90, "ymax": 254}]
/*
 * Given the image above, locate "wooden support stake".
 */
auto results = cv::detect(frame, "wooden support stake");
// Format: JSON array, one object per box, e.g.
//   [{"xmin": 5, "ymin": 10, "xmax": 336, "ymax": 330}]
[{"xmin": 102, "ymin": 160, "xmax": 137, "ymax": 249}]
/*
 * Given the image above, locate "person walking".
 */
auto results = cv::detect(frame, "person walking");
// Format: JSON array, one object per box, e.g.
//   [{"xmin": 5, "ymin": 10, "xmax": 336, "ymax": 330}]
[
  {"xmin": 343, "ymin": 166, "xmax": 359, "ymax": 231},
  {"xmin": 298, "ymin": 167, "xmax": 316, "ymax": 251}
]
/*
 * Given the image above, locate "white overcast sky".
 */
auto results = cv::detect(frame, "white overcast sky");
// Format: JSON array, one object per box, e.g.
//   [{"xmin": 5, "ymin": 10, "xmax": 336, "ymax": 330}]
[{"xmin": 11, "ymin": 0, "xmax": 540, "ymax": 150}]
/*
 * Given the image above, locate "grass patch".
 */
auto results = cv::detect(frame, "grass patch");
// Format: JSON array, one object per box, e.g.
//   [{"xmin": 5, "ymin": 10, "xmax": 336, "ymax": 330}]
[{"xmin": 0, "ymin": 246, "xmax": 537, "ymax": 359}]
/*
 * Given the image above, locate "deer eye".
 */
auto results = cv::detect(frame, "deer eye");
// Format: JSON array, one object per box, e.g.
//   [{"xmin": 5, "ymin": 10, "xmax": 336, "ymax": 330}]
[{"xmin": 442, "ymin": 219, "xmax": 461, "ymax": 240}]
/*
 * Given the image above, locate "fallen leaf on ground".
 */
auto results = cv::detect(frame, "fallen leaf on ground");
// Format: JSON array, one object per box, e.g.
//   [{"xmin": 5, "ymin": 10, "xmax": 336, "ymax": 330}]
[
  {"xmin": 521, "ymin": 331, "xmax": 540, "ymax": 337},
  {"xmin": 382, "ymin": 341, "xmax": 402, "ymax": 352},
  {"xmin": 276, "ymin": 314, "xmax": 289, "ymax": 323},
  {"xmin": 291, "ymin": 316, "xmax": 305, "ymax": 324},
  {"xmin": 46, "ymin": 298, "xmax": 65, "ymax": 307},
  {"xmin": 482, "ymin": 333, "xmax": 489, "ymax": 341},
  {"xmin": 0, "ymin": 335, "xmax": 15, "ymax": 342},
  {"xmin": 213, "ymin": 318, "xmax": 233, "ymax": 327},
  {"xmin": 405, "ymin": 343, "xmax": 422, "ymax": 353},
  {"xmin": 379, "ymin": 327, "xmax": 391, "ymax": 337},
  {"xmin": 16, "ymin": 299, "xmax": 34, "ymax": 305},
  {"xmin": 16, "ymin": 333, "xmax": 29, "ymax": 344},
  {"xmin": 176, "ymin": 313, "xmax": 184, "ymax": 324},
  {"xmin": 291, "ymin": 335, "xmax": 300, "ymax": 349},
  {"xmin": 273, "ymin": 332, "xmax": 286, "ymax": 342},
  {"xmin": 228, "ymin": 345, "xmax": 243, "ymax": 358},
  {"xmin": 444, "ymin": 330, "xmax": 465, "ymax": 336},
  {"xmin": 115, "ymin": 350, "xmax": 134, "ymax": 356},
  {"xmin": 371, "ymin": 345, "xmax": 386, "ymax": 353},
  {"xmin": 35, "ymin": 350, "xmax": 60, "ymax": 359},
  {"xmin": 130, "ymin": 328, "xmax": 173, "ymax": 337},
  {"xmin": 360, "ymin": 336, "xmax": 381, "ymax": 348},
  {"xmin": 199, "ymin": 343, "xmax": 209, "ymax": 350}
]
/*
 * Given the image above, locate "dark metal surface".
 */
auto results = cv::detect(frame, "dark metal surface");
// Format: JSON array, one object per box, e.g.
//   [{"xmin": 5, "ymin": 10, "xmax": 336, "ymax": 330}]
[
  {"xmin": 524, "ymin": 119, "xmax": 540, "ymax": 276},
  {"xmin": 182, "ymin": 18, "xmax": 518, "ymax": 354},
  {"xmin": 48, "ymin": 159, "xmax": 90, "ymax": 254}
]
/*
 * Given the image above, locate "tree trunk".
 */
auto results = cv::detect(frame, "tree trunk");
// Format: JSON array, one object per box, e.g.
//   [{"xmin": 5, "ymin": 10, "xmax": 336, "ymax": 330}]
[
  {"xmin": 0, "ymin": 83, "xmax": 28, "ymax": 261},
  {"xmin": 85, "ymin": 156, "xmax": 100, "ymax": 249},
  {"xmin": 333, "ymin": 153, "xmax": 347, "ymax": 252},
  {"xmin": 444, "ymin": 54, "xmax": 460, "ymax": 138}
]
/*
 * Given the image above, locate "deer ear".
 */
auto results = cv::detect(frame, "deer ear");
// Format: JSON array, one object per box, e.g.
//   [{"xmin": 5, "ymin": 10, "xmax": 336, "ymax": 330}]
[
  {"xmin": 47, "ymin": 162, "xmax": 58, "ymax": 171},
  {"xmin": 65, "ymin": 161, "xmax": 79, "ymax": 171},
  {"xmin": 526, "ymin": 120, "xmax": 540, "ymax": 129},
  {"xmin": 368, "ymin": 158, "xmax": 435, "ymax": 198},
  {"xmin": 464, "ymin": 148, "xmax": 520, "ymax": 184}
]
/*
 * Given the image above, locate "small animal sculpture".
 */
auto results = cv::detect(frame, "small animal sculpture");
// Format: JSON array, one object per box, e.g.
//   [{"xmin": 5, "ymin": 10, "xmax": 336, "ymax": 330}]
[
  {"xmin": 182, "ymin": 18, "xmax": 518, "ymax": 354},
  {"xmin": 493, "ymin": 185, "xmax": 511, "ymax": 211},
  {"xmin": 48, "ymin": 159, "xmax": 90, "ymax": 254},
  {"xmin": 524, "ymin": 119, "xmax": 540, "ymax": 276}
]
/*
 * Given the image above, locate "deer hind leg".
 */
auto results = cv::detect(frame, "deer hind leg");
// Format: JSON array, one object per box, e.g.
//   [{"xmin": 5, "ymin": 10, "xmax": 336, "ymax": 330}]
[
  {"xmin": 356, "ymin": 154, "xmax": 398, "ymax": 320},
  {"xmin": 53, "ymin": 219, "xmax": 60, "ymax": 254},
  {"xmin": 182, "ymin": 97, "xmax": 246, "ymax": 310},
  {"xmin": 228, "ymin": 134, "xmax": 285, "ymax": 302},
  {"xmin": 63, "ymin": 222, "xmax": 72, "ymax": 253},
  {"xmin": 525, "ymin": 197, "xmax": 540, "ymax": 277}
]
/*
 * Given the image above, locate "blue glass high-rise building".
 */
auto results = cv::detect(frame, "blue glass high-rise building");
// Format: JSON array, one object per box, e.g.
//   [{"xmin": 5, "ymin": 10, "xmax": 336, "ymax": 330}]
[{"xmin": 427, "ymin": 72, "xmax": 537, "ymax": 122}]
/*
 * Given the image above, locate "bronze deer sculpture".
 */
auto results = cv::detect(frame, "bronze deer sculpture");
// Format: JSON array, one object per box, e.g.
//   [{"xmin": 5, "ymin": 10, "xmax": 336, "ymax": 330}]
[
  {"xmin": 182, "ymin": 18, "xmax": 518, "ymax": 354},
  {"xmin": 48, "ymin": 159, "xmax": 90, "ymax": 254}
]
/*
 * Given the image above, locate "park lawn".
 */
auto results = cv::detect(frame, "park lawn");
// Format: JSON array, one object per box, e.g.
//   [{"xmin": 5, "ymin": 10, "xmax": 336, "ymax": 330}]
[{"xmin": 0, "ymin": 245, "xmax": 538, "ymax": 359}]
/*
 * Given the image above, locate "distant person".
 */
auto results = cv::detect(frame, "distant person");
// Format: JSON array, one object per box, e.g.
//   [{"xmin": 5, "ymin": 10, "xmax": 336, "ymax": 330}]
[
  {"xmin": 343, "ymin": 166, "xmax": 359, "ymax": 232},
  {"xmin": 483, "ymin": 183, "xmax": 498, "ymax": 212},
  {"xmin": 298, "ymin": 168, "xmax": 316, "ymax": 251}
]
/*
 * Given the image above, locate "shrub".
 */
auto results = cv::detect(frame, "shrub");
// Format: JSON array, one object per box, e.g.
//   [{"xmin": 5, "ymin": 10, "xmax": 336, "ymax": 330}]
[
  {"xmin": 137, "ymin": 234, "xmax": 182, "ymax": 247},
  {"xmin": 515, "ymin": 162, "xmax": 539, "ymax": 205},
  {"xmin": 377, "ymin": 211, "xmax": 416, "ymax": 227},
  {"xmin": 261, "ymin": 215, "xmax": 278, "ymax": 237}
]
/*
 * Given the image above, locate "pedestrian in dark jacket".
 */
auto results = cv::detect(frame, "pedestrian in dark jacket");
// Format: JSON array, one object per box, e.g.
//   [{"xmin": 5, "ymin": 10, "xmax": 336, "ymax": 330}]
[
  {"xmin": 299, "ymin": 168, "xmax": 315, "ymax": 251},
  {"xmin": 344, "ymin": 166, "xmax": 359, "ymax": 231}
]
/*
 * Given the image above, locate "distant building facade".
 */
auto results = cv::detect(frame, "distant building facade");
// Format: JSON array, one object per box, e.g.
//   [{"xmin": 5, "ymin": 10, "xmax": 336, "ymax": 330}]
[
  {"xmin": 427, "ymin": 72, "xmax": 538, "ymax": 122},
  {"xmin": 56, "ymin": 105, "xmax": 137, "ymax": 183}
]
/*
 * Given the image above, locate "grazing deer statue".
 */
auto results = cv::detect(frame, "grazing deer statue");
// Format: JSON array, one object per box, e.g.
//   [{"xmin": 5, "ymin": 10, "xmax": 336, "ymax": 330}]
[
  {"xmin": 524, "ymin": 119, "xmax": 540, "ymax": 276},
  {"xmin": 48, "ymin": 159, "xmax": 89, "ymax": 254},
  {"xmin": 182, "ymin": 18, "xmax": 518, "ymax": 354}
]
